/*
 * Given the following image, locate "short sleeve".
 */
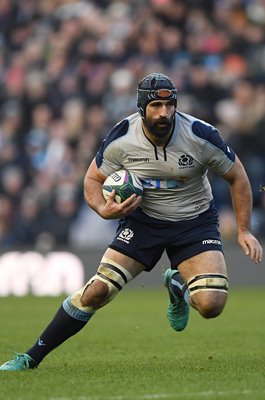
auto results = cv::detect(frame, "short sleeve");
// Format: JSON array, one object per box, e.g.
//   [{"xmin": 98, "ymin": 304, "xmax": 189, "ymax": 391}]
[
  {"xmin": 192, "ymin": 120, "xmax": 236, "ymax": 175},
  {"xmin": 95, "ymin": 119, "xmax": 129, "ymax": 176}
]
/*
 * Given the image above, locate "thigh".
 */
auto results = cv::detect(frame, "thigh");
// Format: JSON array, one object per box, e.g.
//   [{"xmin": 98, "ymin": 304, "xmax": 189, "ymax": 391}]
[
  {"xmin": 177, "ymin": 250, "xmax": 228, "ymax": 282},
  {"xmin": 109, "ymin": 214, "xmax": 165, "ymax": 271},
  {"xmin": 103, "ymin": 247, "xmax": 145, "ymax": 278}
]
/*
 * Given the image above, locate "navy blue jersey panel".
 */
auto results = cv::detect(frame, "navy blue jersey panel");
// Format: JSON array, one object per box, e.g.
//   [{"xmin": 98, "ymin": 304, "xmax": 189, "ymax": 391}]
[
  {"xmin": 95, "ymin": 119, "xmax": 129, "ymax": 168},
  {"xmin": 192, "ymin": 121, "xmax": 235, "ymax": 162}
]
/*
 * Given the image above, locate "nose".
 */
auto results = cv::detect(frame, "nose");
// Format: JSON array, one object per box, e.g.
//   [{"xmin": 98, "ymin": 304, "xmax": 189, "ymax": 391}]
[{"xmin": 159, "ymin": 104, "xmax": 169, "ymax": 117}]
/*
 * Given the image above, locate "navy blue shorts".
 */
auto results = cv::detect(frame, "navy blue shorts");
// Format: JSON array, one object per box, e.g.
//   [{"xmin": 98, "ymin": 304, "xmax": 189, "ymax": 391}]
[{"xmin": 109, "ymin": 202, "xmax": 223, "ymax": 271}]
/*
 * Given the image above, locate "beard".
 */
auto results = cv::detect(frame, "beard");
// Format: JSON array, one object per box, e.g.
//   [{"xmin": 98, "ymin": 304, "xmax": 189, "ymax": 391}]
[{"xmin": 144, "ymin": 116, "xmax": 174, "ymax": 138}]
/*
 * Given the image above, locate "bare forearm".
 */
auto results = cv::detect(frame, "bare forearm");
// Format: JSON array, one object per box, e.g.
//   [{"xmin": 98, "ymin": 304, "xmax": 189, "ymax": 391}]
[
  {"xmin": 84, "ymin": 176, "xmax": 106, "ymax": 217},
  {"xmin": 230, "ymin": 177, "xmax": 253, "ymax": 233},
  {"xmin": 223, "ymin": 158, "xmax": 263, "ymax": 263},
  {"xmin": 223, "ymin": 157, "xmax": 253, "ymax": 234}
]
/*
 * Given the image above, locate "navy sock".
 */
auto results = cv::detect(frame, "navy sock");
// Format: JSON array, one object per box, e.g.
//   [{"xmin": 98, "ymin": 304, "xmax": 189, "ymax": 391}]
[
  {"xmin": 170, "ymin": 272, "xmax": 189, "ymax": 303},
  {"xmin": 26, "ymin": 305, "xmax": 89, "ymax": 365}
]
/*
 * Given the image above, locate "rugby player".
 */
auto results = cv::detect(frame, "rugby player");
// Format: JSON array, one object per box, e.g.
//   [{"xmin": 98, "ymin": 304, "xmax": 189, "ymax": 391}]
[{"xmin": 0, "ymin": 73, "xmax": 263, "ymax": 370}]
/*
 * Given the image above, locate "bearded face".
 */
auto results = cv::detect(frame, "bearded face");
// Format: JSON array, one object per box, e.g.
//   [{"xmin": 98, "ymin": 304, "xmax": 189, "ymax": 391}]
[{"xmin": 143, "ymin": 101, "xmax": 175, "ymax": 138}]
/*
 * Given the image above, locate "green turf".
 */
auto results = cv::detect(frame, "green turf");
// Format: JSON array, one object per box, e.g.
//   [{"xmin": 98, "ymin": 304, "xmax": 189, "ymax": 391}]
[{"xmin": 0, "ymin": 287, "xmax": 265, "ymax": 400}]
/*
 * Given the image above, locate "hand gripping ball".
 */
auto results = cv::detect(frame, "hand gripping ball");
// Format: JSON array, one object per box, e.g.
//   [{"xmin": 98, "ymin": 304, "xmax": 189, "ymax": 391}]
[{"xmin": 102, "ymin": 170, "xmax": 143, "ymax": 204}]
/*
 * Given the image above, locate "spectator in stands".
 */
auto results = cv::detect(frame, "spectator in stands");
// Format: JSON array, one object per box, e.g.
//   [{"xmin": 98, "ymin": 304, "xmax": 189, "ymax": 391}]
[{"xmin": 0, "ymin": 0, "xmax": 264, "ymax": 251}]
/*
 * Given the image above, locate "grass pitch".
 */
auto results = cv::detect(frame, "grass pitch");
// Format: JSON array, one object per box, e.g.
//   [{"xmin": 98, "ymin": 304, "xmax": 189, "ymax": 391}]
[{"xmin": 0, "ymin": 287, "xmax": 264, "ymax": 400}]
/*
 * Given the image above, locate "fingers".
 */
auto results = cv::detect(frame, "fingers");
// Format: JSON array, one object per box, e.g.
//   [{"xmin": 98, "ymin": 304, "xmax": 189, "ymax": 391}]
[
  {"xmin": 121, "ymin": 194, "xmax": 142, "ymax": 212},
  {"xmin": 117, "ymin": 195, "xmax": 142, "ymax": 218},
  {"xmin": 249, "ymin": 241, "xmax": 263, "ymax": 264},
  {"xmin": 107, "ymin": 189, "xmax": 116, "ymax": 201},
  {"xmin": 255, "ymin": 243, "xmax": 263, "ymax": 263},
  {"xmin": 103, "ymin": 191, "xmax": 142, "ymax": 219},
  {"xmin": 240, "ymin": 234, "xmax": 263, "ymax": 264},
  {"xmin": 107, "ymin": 190, "xmax": 141, "ymax": 207}
]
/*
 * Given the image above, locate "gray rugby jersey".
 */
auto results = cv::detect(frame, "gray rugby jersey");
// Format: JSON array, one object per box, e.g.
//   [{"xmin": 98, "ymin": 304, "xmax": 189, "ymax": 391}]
[{"xmin": 95, "ymin": 111, "xmax": 235, "ymax": 221}]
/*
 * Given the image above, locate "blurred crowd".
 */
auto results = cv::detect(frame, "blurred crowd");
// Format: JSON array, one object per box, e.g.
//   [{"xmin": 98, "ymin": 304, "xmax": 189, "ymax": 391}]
[{"xmin": 0, "ymin": 0, "xmax": 264, "ymax": 251}]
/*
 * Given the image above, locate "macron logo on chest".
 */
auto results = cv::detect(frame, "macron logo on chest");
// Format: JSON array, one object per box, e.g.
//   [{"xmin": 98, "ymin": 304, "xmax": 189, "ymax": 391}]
[{"xmin": 128, "ymin": 157, "xmax": 150, "ymax": 162}]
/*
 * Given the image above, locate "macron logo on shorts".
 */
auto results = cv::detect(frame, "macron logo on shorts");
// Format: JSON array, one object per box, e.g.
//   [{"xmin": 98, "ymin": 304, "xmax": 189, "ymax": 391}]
[{"xmin": 202, "ymin": 239, "xmax": 222, "ymax": 245}]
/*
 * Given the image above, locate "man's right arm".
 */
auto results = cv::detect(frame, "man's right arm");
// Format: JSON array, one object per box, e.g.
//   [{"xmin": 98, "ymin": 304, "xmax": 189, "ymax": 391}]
[
  {"xmin": 83, "ymin": 158, "xmax": 107, "ymax": 216},
  {"xmin": 83, "ymin": 159, "xmax": 142, "ymax": 220}
]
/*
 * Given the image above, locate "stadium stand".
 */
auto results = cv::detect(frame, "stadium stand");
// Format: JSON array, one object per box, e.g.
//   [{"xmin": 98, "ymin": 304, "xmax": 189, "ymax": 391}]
[{"xmin": 0, "ymin": 0, "xmax": 264, "ymax": 250}]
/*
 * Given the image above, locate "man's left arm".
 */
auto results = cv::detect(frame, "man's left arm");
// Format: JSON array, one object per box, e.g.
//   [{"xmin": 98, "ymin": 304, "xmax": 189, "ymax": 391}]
[{"xmin": 222, "ymin": 156, "xmax": 263, "ymax": 264}]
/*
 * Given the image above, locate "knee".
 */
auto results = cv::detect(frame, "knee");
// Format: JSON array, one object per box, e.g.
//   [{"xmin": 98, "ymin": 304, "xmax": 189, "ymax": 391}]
[
  {"xmin": 187, "ymin": 273, "xmax": 228, "ymax": 319},
  {"xmin": 198, "ymin": 300, "xmax": 225, "ymax": 319},
  {"xmin": 81, "ymin": 280, "xmax": 109, "ymax": 309},
  {"xmin": 191, "ymin": 293, "xmax": 227, "ymax": 319},
  {"xmin": 79, "ymin": 258, "xmax": 133, "ymax": 310}
]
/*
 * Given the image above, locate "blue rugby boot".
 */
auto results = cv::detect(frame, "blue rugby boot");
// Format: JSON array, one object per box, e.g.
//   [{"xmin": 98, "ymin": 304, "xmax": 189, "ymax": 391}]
[
  {"xmin": 0, "ymin": 353, "xmax": 36, "ymax": 371},
  {"xmin": 164, "ymin": 269, "xmax": 190, "ymax": 332}
]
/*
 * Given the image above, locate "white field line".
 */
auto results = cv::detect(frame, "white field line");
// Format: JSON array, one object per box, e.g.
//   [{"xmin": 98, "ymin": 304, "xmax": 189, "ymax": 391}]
[{"xmin": 49, "ymin": 389, "xmax": 265, "ymax": 400}]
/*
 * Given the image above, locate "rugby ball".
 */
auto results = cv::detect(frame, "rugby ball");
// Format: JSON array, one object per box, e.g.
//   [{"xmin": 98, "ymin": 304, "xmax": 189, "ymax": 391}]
[{"xmin": 102, "ymin": 170, "xmax": 143, "ymax": 204}]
